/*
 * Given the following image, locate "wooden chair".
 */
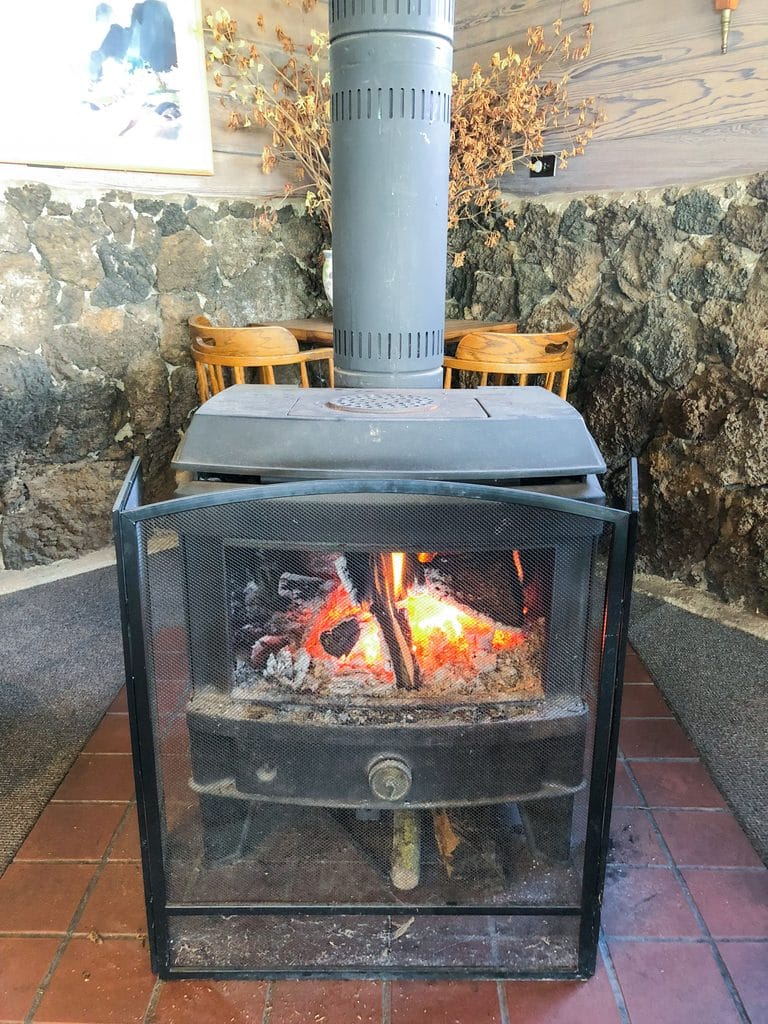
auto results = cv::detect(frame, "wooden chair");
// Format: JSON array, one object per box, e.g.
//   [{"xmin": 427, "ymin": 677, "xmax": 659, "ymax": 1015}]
[
  {"xmin": 189, "ymin": 316, "xmax": 334, "ymax": 402},
  {"xmin": 443, "ymin": 325, "xmax": 577, "ymax": 399}
]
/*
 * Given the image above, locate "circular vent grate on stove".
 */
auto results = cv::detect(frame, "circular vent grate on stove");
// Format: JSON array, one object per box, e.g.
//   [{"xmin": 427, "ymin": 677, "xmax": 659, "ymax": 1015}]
[{"xmin": 326, "ymin": 392, "xmax": 437, "ymax": 414}]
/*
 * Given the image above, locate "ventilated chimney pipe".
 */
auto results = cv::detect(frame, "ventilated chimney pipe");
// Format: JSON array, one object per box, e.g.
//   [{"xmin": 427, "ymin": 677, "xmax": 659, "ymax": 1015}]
[{"xmin": 329, "ymin": 1, "xmax": 455, "ymax": 388}]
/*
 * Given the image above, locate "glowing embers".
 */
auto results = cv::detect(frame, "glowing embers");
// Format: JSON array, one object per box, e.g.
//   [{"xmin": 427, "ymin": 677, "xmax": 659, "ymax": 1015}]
[{"xmin": 230, "ymin": 550, "xmax": 544, "ymax": 703}]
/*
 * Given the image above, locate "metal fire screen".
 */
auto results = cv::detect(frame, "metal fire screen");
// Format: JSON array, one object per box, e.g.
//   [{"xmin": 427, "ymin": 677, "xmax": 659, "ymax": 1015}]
[{"xmin": 114, "ymin": 467, "xmax": 635, "ymax": 980}]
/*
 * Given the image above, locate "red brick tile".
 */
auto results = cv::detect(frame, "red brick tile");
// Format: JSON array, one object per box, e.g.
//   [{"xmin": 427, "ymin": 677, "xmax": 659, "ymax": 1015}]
[
  {"xmin": 609, "ymin": 808, "xmax": 668, "ymax": 866},
  {"xmin": 110, "ymin": 807, "xmax": 141, "ymax": 861},
  {"xmin": 0, "ymin": 863, "xmax": 95, "ymax": 934},
  {"xmin": 151, "ymin": 979, "xmax": 268, "ymax": 1023},
  {"xmin": 0, "ymin": 937, "xmax": 60, "ymax": 1022},
  {"xmin": 503, "ymin": 951, "xmax": 621, "ymax": 1023},
  {"xmin": 77, "ymin": 862, "xmax": 146, "ymax": 937},
  {"xmin": 718, "ymin": 941, "xmax": 768, "ymax": 1023},
  {"xmin": 623, "ymin": 654, "xmax": 653, "ymax": 684},
  {"xmin": 609, "ymin": 941, "xmax": 742, "ymax": 1024},
  {"xmin": 602, "ymin": 866, "xmax": 702, "ymax": 937},
  {"xmin": 83, "ymin": 714, "xmax": 133, "ymax": 754},
  {"xmin": 15, "ymin": 802, "xmax": 126, "ymax": 862},
  {"xmin": 620, "ymin": 684, "xmax": 673, "ymax": 719},
  {"xmin": 631, "ymin": 761, "xmax": 728, "ymax": 809},
  {"xmin": 271, "ymin": 980, "xmax": 381, "ymax": 1023},
  {"xmin": 619, "ymin": 719, "xmax": 697, "ymax": 759},
  {"xmin": 154, "ymin": 625, "xmax": 188, "ymax": 652},
  {"xmin": 153, "ymin": 675, "xmax": 189, "ymax": 716},
  {"xmin": 391, "ymin": 980, "xmax": 499, "ymax": 1023},
  {"xmin": 108, "ymin": 688, "xmax": 128, "ymax": 713},
  {"xmin": 654, "ymin": 810, "xmax": 764, "ymax": 868},
  {"xmin": 34, "ymin": 937, "xmax": 155, "ymax": 1024},
  {"xmin": 683, "ymin": 868, "xmax": 768, "ymax": 938},
  {"xmin": 611, "ymin": 761, "xmax": 641, "ymax": 807},
  {"xmin": 53, "ymin": 754, "xmax": 135, "ymax": 802}
]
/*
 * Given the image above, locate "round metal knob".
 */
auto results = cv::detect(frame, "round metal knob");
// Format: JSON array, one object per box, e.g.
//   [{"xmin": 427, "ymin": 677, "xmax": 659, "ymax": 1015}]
[{"xmin": 368, "ymin": 758, "xmax": 412, "ymax": 802}]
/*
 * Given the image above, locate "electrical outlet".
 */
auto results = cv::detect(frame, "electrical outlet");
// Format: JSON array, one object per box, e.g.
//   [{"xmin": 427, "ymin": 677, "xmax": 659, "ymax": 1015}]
[{"xmin": 529, "ymin": 154, "xmax": 557, "ymax": 178}]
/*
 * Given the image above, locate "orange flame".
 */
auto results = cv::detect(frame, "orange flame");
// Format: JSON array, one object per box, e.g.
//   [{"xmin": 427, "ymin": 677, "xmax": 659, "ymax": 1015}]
[
  {"xmin": 512, "ymin": 549, "xmax": 529, "ymax": 617},
  {"xmin": 301, "ymin": 553, "xmax": 527, "ymax": 688},
  {"xmin": 512, "ymin": 549, "xmax": 524, "ymax": 582},
  {"xmin": 391, "ymin": 552, "xmax": 406, "ymax": 599}
]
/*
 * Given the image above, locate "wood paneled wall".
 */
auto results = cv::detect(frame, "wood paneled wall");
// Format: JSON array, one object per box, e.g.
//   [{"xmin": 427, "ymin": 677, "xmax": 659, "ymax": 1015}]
[{"xmin": 1, "ymin": 0, "xmax": 766, "ymax": 198}]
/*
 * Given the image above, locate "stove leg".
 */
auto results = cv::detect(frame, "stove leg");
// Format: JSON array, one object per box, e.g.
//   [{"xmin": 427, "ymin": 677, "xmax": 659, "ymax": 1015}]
[
  {"xmin": 199, "ymin": 794, "xmax": 254, "ymax": 864},
  {"xmin": 519, "ymin": 794, "xmax": 574, "ymax": 863},
  {"xmin": 391, "ymin": 809, "xmax": 421, "ymax": 891}
]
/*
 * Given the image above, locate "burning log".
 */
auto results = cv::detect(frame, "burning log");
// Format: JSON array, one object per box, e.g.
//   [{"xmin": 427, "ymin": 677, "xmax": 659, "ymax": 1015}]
[
  {"xmin": 320, "ymin": 617, "xmax": 361, "ymax": 659},
  {"xmin": 370, "ymin": 554, "xmax": 421, "ymax": 691},
  {"xmin": 430, "ymin": 553, "xmax": 524, "ymax": 627},
  {"xmin": 334, "ymin": 556, "xmax": 359, "ymax": 604},
  {"xmin": 391, "ymin": 809, "xmax": 421, "ymax": 891}
]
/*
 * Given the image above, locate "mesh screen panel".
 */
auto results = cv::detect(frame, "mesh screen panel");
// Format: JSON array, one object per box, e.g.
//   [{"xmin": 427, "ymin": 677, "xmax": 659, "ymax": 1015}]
[{"xmin": 119, "ymin": 482, "xmax": 626, "ymax": 977}]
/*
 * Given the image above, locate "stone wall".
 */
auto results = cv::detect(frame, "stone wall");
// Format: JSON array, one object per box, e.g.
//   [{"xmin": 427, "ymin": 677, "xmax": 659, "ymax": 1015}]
[
  {"xmin": 1, "ymin": 177, "xmax": 765, "ymax": 611},
  {"xmin": 447, "ymin": 175, "xmax": 768, "ymax": 611},
  {"xmin": 0, "ymin": 183, "xmax": 328, "ymax": 568}
]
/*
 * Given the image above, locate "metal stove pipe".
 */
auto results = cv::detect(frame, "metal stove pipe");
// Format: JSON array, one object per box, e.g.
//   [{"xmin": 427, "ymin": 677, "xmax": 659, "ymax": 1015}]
[{"xmin": 329, "ymin": 0, "xmax": 455, "ymax": 389}]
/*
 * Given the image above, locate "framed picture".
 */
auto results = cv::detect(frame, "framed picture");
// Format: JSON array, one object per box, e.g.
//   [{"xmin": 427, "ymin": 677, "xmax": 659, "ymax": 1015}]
[{"xmin": 0, "ymin": 0, "xmax": 213, "ymax": 175}]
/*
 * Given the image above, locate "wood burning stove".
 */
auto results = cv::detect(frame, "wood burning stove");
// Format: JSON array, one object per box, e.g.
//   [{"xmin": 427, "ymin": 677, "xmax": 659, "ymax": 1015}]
[{"xmin": 113, "ymin": 384, "xmax": 637, "ymax": 980}]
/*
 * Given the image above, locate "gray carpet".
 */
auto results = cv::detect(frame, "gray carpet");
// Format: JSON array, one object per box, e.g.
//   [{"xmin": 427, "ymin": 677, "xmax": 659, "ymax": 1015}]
[
  {"xmin": 630, "ymin": 593, "xmax": 768, "ymax": 863},
  {"xmin": 0, "ymin": 566, "xmax": 124, "ymax": 874}
]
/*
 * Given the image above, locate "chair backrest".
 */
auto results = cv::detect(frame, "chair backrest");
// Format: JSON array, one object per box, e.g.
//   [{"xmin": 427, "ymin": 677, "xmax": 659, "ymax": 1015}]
[
  {"xmin": 189, "ymin": 316, "xmax": 333, "ymax": 400},
  {"xmin": 188, "ymin": 316, "xmax": 301, "ymax": 358},
  {"xmin": 444, "ymin": 325, "xmax": 577, "ymax": 398}
]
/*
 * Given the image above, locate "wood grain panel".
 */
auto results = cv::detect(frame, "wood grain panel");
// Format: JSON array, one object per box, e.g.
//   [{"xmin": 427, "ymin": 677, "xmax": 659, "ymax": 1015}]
[
  {"xmin": 503, "ymin": 119, "xmax": 768, "ymax": 197},
  {"xmin": 453, "ymin": 0, "xmax": 768, "ymax": 191},
  {"xmin": 1, "ymin": 0, "xmax": 765, "ymax": 198}
]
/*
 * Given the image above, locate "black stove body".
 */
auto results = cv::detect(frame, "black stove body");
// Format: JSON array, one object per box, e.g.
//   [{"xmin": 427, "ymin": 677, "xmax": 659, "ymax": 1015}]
[{"xmin": 114, "ymin": 385, "xmax": 637, "ymax": 980}]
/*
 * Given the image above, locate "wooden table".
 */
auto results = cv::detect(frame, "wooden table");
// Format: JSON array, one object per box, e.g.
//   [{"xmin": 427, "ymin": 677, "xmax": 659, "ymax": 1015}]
[{"xmin": 259, "ymin": 319, "xmax": 517, "ymax": 344}]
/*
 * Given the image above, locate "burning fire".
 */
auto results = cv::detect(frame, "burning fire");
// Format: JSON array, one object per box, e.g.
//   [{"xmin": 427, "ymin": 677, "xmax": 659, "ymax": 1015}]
[{"xmin": 304, "ymin": 551, "xmax": 526, "ymax": 686}]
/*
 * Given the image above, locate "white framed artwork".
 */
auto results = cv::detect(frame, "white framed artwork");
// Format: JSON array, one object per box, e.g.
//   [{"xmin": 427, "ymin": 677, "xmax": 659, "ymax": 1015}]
[{"xmin": 0, "ymin": 0, "xmax": 213, "ymax": 175}]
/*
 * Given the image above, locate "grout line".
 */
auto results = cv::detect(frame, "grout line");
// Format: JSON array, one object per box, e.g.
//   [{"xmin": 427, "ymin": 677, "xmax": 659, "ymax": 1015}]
[
  {"xmin": 12, "ymin": 858, "xmax": 125, "ymax": 865},
  {"xmin": 642, "ymin": 806, "xmax": 730, "ymax": 814},
  {"xmin": 495, "ymin": 979, "xmax": 510, "ymax": 1024},
  {"xmin": 622, "ymin": 756, "xmax": 702, "ymax": 763},
  {"xmin": 606, "ymin": 934, "xmax": 768, "ymax": 944},
  {"xmin": 622, "ymin": 760, "xmax": 753, "ymax": 1024},
  {"xmin": 598, "ymin": 934, "xmax": 631, "ymax": 1024},
  {"xmin": 62, "ymin": 751, "xmax": 134, "ymax": 757},
  {"xmin": 602, "ymin": 863, "xmax": 766, "ymax": 874},
  {"xmin": 381, "ymin": 978, "xmax": 391, "ymax": 1024},
  {"xmin": 23, "ymin": 801, "xmax": 136, "ymax": 1024},
  {"xmin": 262, "ymin": 980, "xmax": 275, "ymax": 1024},
  {"xmin": 51, "ymin": 798, "xmax": 133, "ymax": 804},
  {"xmin": 143, "ymin": 978, "xmax": 163, "ymax": 1024},
  {"xmin": 606, "ymin": 935, "xmax": 717, "ymax": 944}
]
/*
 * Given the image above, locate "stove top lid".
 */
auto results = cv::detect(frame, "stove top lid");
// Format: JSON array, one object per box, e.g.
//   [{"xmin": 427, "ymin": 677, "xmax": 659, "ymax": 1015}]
[{"xmin": 173, "ymin": 385, "xmax": 606, "ymax": 480}]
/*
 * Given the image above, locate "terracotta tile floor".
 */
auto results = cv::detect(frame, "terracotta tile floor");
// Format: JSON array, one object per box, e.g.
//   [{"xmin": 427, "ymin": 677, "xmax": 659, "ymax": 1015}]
[{"xmin": 1, "ymin": 649, "xmax": 766, "ymax": 1024}]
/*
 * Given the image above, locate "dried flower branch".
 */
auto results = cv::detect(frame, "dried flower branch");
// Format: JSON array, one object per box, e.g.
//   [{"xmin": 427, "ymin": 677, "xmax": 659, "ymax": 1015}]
[
  {"xmin": 207, "ymin": 7, "xmax": 332, "ymax": 233},
  {"xmin": 206, "ymin": 3, "xmax": 602, "ymax": 252},
  {"xmin": 448, "ymin": 15, "xmax": 602, "ymax": 257}
]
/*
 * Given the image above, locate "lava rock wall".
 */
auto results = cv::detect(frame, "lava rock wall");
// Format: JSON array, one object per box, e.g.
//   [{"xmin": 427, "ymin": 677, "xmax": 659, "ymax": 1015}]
[
  {"xmin": 0, "ymin": 183, "xmax": 328, "ymax": 569},
  {"xmin": 447, "ymin": 176, "xmax": 767, "ymax": 611},
  {"xmin": 0, "ymin": 176, "xmax": 765, "ymax": 611}
]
